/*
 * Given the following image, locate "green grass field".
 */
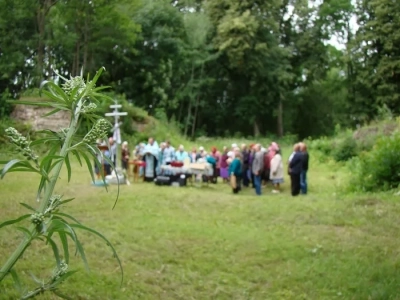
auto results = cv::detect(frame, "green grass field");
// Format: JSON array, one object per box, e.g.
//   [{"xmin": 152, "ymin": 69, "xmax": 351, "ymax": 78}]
[{"xmin": 1, "ymin": 148, "xmax": 400, "ymax": 299}]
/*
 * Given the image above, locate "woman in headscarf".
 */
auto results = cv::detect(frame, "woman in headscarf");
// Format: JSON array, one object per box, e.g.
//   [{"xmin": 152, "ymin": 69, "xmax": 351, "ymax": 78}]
[
  {"xmin": 270, "ymin": 144, "xmax": 284, "ymax": 193},
  {"xmin": 219, "ymin": 146, "xmax": 229, "ymax": 183}
]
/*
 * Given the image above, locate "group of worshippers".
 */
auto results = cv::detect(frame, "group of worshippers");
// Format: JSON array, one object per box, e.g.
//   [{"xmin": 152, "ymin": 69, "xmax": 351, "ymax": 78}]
[
  {"xmin": 94, "ymin": 137, "xmax": 130, "ymax": 177},
  {"xmin": 96, "ymin": 137, "xmax": 309, "ymax": 196},
  {"xmin": 225, "ymin": 142, "xmax": 309, "ymax": 196},
  {"xmin": 132, "ymin": 138, "xmax": 220, "ymax": 182}
]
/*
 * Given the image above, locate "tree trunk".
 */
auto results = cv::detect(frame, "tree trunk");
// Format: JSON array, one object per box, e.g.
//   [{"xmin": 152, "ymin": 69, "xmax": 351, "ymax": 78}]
[
  {"xmin": 191, "ymin": 63, "xmax": 204, "ymax": 139},
  {"xmin": 83, "ymin": 15, "xmax": 89, "ymax": 73},
  {"xmin": 36, "ymin": 4, "xmax": 46, "ymax": 84},
  {"xmin": 184, "ymin": 63, "xmax": 195, "ymax": 137},
  {"xmin": 36, "ymin": 0, "xmax": 58, "ymax": 84},
  {"xmin": 253, "ymin": 119, "xmax": 260, "ymax": 137},
  {"xmin": 191, "ymin": 95, "xmax": 200, "ymax": 140},
  {"xmin": 277, "ymin": 96, "xmax": 284, "ymax": 138}
]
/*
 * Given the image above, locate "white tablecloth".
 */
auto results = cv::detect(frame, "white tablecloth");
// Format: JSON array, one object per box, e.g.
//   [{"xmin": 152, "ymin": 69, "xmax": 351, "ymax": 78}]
[{"xmin": 160, "ymin": 164, "xmax": 213, "ymax": 176}]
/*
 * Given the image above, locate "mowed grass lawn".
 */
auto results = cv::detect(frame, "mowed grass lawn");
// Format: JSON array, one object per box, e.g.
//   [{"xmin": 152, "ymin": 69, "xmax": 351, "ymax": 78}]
[{"xmin": 1, "ymin": 151, "xmax": 400, "ymax": 299}]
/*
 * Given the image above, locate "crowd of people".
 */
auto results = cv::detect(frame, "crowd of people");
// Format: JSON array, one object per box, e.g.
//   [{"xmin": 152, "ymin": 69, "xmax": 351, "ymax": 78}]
[{"xmin": 96, "ymin": 137, "xmax": 309, "ymax": 197}]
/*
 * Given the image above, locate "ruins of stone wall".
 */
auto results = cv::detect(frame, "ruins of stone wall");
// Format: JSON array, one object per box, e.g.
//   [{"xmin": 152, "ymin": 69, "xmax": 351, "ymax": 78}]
[
  {"xmin": 11, "ymin": 105, "xmax": 71, "ymax": 131},
  {"xmin": 11, "ymin": 105, "xmax": 150, "ymax": 133}
]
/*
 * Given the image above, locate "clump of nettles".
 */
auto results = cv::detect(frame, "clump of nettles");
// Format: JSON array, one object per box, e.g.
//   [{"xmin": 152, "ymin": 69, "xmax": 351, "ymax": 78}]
[
  {"xmin": 5, "ymin": 127, "xmax": 38, "ymax": 163},
  {"xmin": 61, "ymin": 75, "xmax": 86, "ymax": 98},
  {"xmin": 83, "ymin": 119, "xmax": 111, "ymax": 144}
]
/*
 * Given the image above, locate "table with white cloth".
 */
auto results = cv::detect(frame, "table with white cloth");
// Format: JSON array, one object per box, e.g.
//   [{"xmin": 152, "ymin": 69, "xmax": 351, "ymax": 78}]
[{"xmin": 160, "ymin": 163, "xmax": 214, "ymax": 186}]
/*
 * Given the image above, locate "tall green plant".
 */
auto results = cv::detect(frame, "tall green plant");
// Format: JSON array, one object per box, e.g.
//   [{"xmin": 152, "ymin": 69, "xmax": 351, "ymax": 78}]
[{"xmin": 0, "ymin": 68, "xmax": 122, "ymax": 298}]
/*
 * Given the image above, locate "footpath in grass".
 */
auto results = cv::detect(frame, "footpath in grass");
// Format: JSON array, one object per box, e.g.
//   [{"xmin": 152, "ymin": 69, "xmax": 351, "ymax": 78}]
[{"xmin": 1, "ymin": 154, "xmax": 400, "ymax": 299}]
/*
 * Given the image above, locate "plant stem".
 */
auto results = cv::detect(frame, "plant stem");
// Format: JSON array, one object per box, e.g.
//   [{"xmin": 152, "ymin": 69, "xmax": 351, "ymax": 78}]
[{"xmin": 0, "ymin": 101, "xmax": 81, "ymax": 282}]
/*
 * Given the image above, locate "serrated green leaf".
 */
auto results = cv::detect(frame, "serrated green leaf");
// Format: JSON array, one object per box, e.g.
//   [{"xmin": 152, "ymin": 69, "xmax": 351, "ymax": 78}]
[
  {"xmin": 59, "ymin": 198, "xmax": 75, "ymax": 205},
  {"xmin": 53, "ymin": 212, "xmax": 81, "ymax": 224},
  {"xmin": 58, "ymin": 231, "xmax": 69, "ymax": 263},
  {"xmin": 1, "ymin": 159, "xmax": 21, "ymax": 179},
  {"xmin": 9, "ymin": 269, "xmax": 22, "ymax": 292},
  {"xmin": 79, "ymin": 151, "xmax": 96, "ymax": 184},
  {"xmin": 19, "ymin": 202, "xmax": 37, "ymax": 212},
  {"xmin": 0, "ymin": 214, "xmax": 31, "ymax": 229},
  {"xmin": 71, "ymin": 150, "xmax": 82, "ymax": 166},
  {"xmin": 30, "ymin": 137, "xmax": 60, "ymax": 147},
  {"xmin": 12, "ymin": 100, "xmax": 53, "ymax": 107},
  {"xmin": 46, "ymin": 237, "xmax": 61, "ymax": 268},
  {"xmin": 41, "ymin": 108, "xmax": 62, "ymax": 118},
  {"xmin": 70, "ymin": 223, "xmax": 123, "ymax": 285},
  {"xmin": 36, "ymin": 176, "xmax": 47, "ymax": 202},
  {"xmin": 65, "ymin": 154, "xmax": 71, "ymax": 182},
  {"xmin": 16, "ymin": 226, "xmax": 33, "ymax": 239}
]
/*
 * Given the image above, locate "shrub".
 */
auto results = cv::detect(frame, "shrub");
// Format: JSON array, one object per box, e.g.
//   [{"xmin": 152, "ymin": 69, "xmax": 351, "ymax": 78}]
[
  {"xmin": 308, "ymin": 136, "xmax": 333, "ymax": 156},
  {"xmin": 332, "ymin": 136, "xmax": 358, "ymax": 162},
  {"xmin": 350, "ymin": 132, "xmax": 400, "ymax": 192}
]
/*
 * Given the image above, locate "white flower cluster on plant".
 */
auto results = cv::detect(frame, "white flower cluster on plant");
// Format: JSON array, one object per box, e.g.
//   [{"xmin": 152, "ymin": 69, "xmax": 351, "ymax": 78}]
[
  {"xmin": 61, "ymin": 76, "xmax": 86, "ymax": 98},
  {"xmin": 81, "ymin": 102, "xmax": 97, "ymax": 114},
  {"xmin": 5, "ymin": 127, "xmax": 38, "ymax": 162},
  {"xmin": 30, "ymin": 212, "xmax": 45, "ymax": 226},
  {"xmin": 83, "ymin": 119, "xmax": 111, "ymax": 144},
  {"xmin": 51, "ymin": 260, "xmax": 69, "ymax": 282}
]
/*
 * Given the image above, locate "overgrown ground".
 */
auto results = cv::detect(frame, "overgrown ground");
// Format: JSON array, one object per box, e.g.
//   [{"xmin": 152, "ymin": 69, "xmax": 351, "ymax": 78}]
[{"xmin": 1, "ymin": 147, "xmax": 400, "ymax": 299}]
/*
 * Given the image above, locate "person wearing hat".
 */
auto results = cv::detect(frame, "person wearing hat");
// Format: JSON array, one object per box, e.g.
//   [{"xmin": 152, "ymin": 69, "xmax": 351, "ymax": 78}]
[{"xmin": 196, "ymin": 146, "xmax": 205, "ymax": 160}]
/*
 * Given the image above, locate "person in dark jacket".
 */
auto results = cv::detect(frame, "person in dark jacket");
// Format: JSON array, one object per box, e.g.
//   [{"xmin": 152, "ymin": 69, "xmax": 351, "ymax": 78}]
[
  {"xmin": 289, "ymin": 143, "xmax": 302, "ymax": 196},
  {"xmin": 241, "ymin": 144, "xmax": 250, "ymax": 187},
  {"xmin": 299, "ymin": 142, "xmax": 309, "ymax": 194}
]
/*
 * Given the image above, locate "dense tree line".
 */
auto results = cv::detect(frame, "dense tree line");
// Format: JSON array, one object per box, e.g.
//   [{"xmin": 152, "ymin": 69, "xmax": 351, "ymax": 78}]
[{"xmin": 0, "ymin": 0, "xmax": 399, "ymax": 139}]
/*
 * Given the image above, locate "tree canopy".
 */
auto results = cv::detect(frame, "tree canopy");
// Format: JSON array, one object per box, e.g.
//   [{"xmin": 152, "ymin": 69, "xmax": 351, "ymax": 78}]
[{"xmin": 0, "ymin": 0, "xmax": 397, "ymax": 139}]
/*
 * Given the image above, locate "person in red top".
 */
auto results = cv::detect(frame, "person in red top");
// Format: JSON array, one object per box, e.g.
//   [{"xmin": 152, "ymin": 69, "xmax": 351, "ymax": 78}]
[{"xmin": 211, "ymin": 146, "xmax": 221, "ymax": 183}]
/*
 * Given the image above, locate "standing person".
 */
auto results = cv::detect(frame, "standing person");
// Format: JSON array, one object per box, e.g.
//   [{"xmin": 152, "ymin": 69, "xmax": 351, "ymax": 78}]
[
  {"xmin": 211, "ymin": 146, "xmax": 221, "ymax": 182},
  {"xmin": 143, "ymin": 137, "xmax": 160, "ymax": 182},
  {"xmin": 163, "ymin": 140, "xmax": 175, "ymax": 165},
  {"xmin": 252, "ymin": 144, "xmax": 264, "ymax": 196},
  {"xmin": 270, "ymin": 147, "xmax": 284, "ymax": 193},
  {"xmin": 289, "ymin": 143, "xmax": 302, "ymax": 196},
  {"xmin": 190, "ymin": 147, "xmax": 197, "ymax": 163},
  {"xmin": 229, "ymin": 148, "xmax": 242, "ymax": 194},
  {"xmin": 121, "ymin": 141, "xmax": 130, "ymax": 170},
  {"xmin": 219, "ymin": 147, "xmax": 229, "ymax": 183},
  {"xmin": 109, "ymin": 137, "xmax": 117, "ymax": 166},
  {"xmin": 175, "ymin": 145, "xmax": 189, "ymax": 162},
  {"xmin": 299, "ymin": 142, "xmax": 309, "ymax": 194},
  {"xmin": 241, "ymin": 144, "xmax": 250, "ymax": 187},
  {"xmin": 248, "ymin": 144, "xmax": 255, "ymax": 188}
]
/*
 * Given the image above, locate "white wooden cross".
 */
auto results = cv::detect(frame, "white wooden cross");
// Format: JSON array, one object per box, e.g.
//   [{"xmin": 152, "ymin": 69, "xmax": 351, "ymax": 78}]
[{"xmin": 105, "ymin": 101, "xmax": 128, "ymax": 172}]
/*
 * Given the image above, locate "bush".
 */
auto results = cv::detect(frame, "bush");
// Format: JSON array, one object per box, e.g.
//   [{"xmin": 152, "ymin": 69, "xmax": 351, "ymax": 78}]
[
  {"xmin": 308, "ymin": 136, "xmax": 333, "ymax": 156},
  {"xmin": 332, "ymin": 136, "xmax": 358, "ymax": 162},
  {"xmin": 350, "ymin": 132, "xmax": 400, "ymax": 192}
]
